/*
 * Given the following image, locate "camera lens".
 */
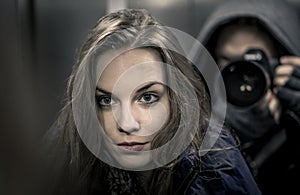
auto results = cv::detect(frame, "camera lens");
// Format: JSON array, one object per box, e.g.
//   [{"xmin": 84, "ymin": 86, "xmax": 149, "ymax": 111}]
[{"xmin": 221, "ymin": 61, "xmax": 269, "ymax": 107}]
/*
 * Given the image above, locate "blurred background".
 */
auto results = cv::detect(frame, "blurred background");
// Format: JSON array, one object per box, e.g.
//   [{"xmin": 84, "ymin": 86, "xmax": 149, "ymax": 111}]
[{"xmin": 1, "ymin": 0, "xmax": 300, "ymax": 194}]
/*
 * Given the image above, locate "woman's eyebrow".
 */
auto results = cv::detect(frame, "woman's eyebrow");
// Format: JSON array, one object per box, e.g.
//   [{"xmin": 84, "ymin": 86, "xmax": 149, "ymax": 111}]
[
  {"xmin": 136, "ymin": 82, "xmax": 163, "ymax": 93},
  {"xmin": 96, "ymin": 87, "xmax": 111, "ymax": 94}
]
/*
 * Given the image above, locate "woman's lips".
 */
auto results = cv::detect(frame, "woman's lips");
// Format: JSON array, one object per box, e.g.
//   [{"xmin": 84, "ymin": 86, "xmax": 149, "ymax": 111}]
[{"xmin": 117, "ymin": 142, "xmax": 148, "ymax": 151}]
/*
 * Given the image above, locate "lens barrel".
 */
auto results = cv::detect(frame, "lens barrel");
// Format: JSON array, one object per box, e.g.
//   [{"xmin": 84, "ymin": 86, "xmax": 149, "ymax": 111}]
[{"xmin": 221, "ymin": 60, "xmax": 270, "ymax": 107}]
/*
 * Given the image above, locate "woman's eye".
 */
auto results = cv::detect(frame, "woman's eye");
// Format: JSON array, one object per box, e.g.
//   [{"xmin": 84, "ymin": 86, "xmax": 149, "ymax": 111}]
[
  {"xmin": 139, "ymin": 93, "xmax": 159, "ymax": 104},
  {"xmin": 97, "ymin": 96, "xmax": 114, "ymax": 107}
]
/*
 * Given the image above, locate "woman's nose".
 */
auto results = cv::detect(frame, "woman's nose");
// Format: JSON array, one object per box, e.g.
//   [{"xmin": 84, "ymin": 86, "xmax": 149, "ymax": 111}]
[{"xmin": 115, "ymin": 104, "xmax": 140, "ymax": 134}]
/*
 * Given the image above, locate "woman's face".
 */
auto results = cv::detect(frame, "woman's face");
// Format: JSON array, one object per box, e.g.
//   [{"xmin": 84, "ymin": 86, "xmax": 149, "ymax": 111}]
[{"xmin": 96, "ymin": 48, "xmax": 170, "ymax": 168}]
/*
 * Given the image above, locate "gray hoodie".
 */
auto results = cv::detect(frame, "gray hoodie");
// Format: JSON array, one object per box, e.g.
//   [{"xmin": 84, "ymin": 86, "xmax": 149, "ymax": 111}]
[{"xmin": 197, "ymin": 0, "xmax": 300, "ymax": 56}]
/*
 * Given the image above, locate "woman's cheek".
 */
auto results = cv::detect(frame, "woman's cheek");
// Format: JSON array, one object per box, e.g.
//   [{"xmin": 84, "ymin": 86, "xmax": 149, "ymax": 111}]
[
  {"xmin": 139, "ymin": 102, "xmax": 169, "ymax": 136},
  {"xmin": 97, "ymin": 110, "xmax": 115, "ymax": 135}
]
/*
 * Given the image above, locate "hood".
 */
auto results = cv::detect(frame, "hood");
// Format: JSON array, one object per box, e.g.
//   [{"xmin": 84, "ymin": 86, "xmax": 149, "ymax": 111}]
[{"xmin": 197, "ymin": 0, "xmax": 300, "ymax": 56}]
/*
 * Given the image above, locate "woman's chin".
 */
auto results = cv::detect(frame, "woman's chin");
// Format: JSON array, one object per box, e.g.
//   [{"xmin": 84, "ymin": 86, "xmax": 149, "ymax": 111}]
[{"xmin": 111, "ymin": 150, "xmax": 152, "ymax": 170}]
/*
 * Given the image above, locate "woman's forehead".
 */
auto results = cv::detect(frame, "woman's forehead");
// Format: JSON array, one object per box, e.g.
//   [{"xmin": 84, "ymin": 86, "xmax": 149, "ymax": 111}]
[{"xmin": 97, "ymin": 48, "xmax": 166, "ymax": 92}]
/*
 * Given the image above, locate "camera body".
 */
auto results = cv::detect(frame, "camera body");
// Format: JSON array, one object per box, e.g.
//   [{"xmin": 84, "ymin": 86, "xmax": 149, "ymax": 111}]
[{"xmin": 221, "ymin": 49, "xmax": 279, "ymax": 108}]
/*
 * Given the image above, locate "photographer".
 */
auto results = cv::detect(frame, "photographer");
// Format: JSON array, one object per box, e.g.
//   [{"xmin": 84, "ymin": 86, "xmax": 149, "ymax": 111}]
[{"xmin": 197, "ymin": 0, "xmax": 300, "ymax": 194}]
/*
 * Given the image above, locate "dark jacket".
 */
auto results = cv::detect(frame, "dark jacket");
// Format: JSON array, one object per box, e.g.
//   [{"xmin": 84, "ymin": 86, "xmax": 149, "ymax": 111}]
[
  {"xmin": 173, "ymin": 126, "xmax": 261, "ymax": 195},
  {"xmin": 197, "ymin": 0, "xmax": 300, "ymax": 194}
]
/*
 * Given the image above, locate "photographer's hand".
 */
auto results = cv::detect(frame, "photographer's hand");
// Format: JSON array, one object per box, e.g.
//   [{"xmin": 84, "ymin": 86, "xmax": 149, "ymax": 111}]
[{"xmin": 274, "ymin": 56, "xmax": 300, "ymax": 121}]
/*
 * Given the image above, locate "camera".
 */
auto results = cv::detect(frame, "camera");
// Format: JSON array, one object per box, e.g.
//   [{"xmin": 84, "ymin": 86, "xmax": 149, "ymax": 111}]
[{"xmin": 221, "ymin": 49, "xmax": 279, "ymax": 107}]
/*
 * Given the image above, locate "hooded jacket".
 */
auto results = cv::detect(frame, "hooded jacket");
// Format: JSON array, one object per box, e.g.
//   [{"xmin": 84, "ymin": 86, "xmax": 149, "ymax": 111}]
[
  {"xmin": 197, "ymin": 0, "xmax": 300, "ymax": 194},
  {"xmin": 198, "ymin": 0, "xmax": 300, "ymax": 56}
]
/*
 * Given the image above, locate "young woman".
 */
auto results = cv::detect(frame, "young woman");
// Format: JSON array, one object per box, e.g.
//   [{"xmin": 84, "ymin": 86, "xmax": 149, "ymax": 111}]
[{"xmin": 45, "ymin": 9, "xmax": 261, "ymax": 194}]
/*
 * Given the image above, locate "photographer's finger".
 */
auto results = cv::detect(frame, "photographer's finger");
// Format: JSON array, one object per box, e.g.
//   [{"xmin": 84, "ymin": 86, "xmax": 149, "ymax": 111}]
[
  {"xmin": 258, "ymin": 90, "xmax": 272, "ymax": 110},
  {"xmin": 268, "ymin": 95, "xmax": 281, "ymax": 122},
  {"xmin": 280, "ymin": 56, "xmax": 300, "ymax": 67},
  {"xmin": 274, "ymin": 66, "xmax": 300, "ymax": 90},
  {"xmin": 273, "ymin": 75, "xmax": 289, "ymax": 86},
  {"xmin": 274, "ymin": 64, "xmax": 293, "ymax": 77}
]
